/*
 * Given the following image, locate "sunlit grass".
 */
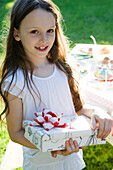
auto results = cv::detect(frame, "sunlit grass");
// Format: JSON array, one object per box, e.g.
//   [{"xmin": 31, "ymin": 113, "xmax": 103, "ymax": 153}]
[
  {"xmin": 0, "ymin": 0, "xmax": 14, "ymax": 165},
  {"xmin": 53, "ymin": 0, "xmax": 113, "ymax": 47},
  {"xmin": 6, "ymin": 2, "xmax": 14, "ymax": 8},
  {"xmin": 0, "ymin": 0, "xmax": 14, "ymax": 54}
]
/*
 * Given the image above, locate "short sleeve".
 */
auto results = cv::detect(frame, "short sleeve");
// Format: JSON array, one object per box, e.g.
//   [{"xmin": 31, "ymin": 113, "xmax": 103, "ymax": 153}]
[{"xmin": 2, "ymin": 69, "xmax": 25, "ymax": 98}]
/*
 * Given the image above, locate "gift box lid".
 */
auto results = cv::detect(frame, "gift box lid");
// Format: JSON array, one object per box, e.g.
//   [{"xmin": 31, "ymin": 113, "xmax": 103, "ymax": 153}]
[{"xmin": 23, "ymin": 116, "xmax": 97, "ymax": 142}]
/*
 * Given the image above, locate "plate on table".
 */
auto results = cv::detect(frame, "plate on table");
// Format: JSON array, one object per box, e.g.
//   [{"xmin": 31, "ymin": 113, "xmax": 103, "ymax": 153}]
[
  {"xmin": 81, "ymin": 69, "xmax": 113, "ymax": 90},
  {"xmin": 79, "ymin": 47, "xmax": 93, "ymax": 56},
  {"xmin": 71, "ymin": 54, "xmax": 93, "ymax": 60},
  {"xmin": 94, "ymin": 68, "xmax": 113, "ymax": 82}
]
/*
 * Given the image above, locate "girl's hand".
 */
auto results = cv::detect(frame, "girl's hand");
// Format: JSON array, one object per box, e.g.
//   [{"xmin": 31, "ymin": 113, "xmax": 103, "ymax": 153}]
[
  {"xmin": 91, "ymin": 113, "xmax": 113, "ymax": 139},
  {"xmin": 77, "ymin": 105, "xmax": 113, "ymax": 141},
  {"xmin": 51, "ymin": 138, "xmax": 83, "ymax": 158}
]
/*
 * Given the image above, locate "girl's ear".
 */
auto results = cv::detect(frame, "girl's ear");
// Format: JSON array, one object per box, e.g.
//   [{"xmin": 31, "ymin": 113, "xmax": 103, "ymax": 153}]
[{"xmin": 13, "ymin": 28, "xmax": 21, "ymax": 41}]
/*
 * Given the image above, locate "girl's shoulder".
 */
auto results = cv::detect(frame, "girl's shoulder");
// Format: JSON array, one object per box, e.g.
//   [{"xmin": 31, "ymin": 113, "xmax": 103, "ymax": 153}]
[
  {"xmin": 5, "ymin": 68, "xmax": 24, "ymax": 84},
  {"xmin": 3, "ymin": 68, "xmax": 25, "ymax": 92},
  {"xmin": 2, "ymin": 68, "xmax": 26, "ymax": 98}
]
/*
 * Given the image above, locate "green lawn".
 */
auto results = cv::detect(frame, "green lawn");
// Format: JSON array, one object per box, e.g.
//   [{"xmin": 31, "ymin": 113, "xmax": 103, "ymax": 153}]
[
  {"xmin": 0, "ymin": 0, "xmax": 113, "ymax": 170},
  {"xmin": 0, "ymin": 0, "xmax": 15, "ymax": 165},
  {"xmin": 53, "ymin": 0, "xmax": 113, "ymax": 47}
]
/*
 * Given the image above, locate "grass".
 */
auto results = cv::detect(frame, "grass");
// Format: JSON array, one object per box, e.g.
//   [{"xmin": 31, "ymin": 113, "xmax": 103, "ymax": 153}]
[
  {"xmin": 0, "ymin": 0, "xmax": 14, "ymax": 166},
  {"xmin": 53, "ymin": 0, "xmax": 113, "ymax": 47},
  {"xmin": 0, "ymin": 0, "xmax": 113, "ymax": 169},
  {"xmin": 0, "ymin": 122, "xmax": 9, "ymax": 162}
]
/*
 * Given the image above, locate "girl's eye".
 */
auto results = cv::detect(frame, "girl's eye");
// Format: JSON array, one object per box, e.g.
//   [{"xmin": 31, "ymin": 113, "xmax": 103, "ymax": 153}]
[
  {"xmin": 31, "ymin": 30, "xmax": 39, "ymax": 34},
  {"xmin": 47, "ymin": 29, "xmax": 54, "ymax": 33}
]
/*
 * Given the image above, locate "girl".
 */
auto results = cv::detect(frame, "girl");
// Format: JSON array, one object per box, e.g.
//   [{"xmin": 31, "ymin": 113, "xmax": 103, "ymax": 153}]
[{"xmin": 0, "ymin": 0, "xmax": 112, "ymax": 169}]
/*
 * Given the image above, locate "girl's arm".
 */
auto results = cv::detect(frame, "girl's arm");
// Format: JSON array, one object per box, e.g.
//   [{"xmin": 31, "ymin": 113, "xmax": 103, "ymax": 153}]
[
  {"xmin": 52, "ymin": 104, "xmax": 113, "ymax": 158},
  {"xmin": 6, "ymin": 93, "xmax": 37, "ymax": 149},
  {"xmin": 7, "ymin": 93, "xmax": 80, "ymax": 157},
  {"xmin": 77, "ymin": 103, "xmax": 113, "ymax": 139}
]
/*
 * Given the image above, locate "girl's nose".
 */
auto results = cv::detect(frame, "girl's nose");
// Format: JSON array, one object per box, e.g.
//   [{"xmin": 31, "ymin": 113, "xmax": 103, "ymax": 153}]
[{"xmin": 39, "ymin": 33, "xmax": 47, "ymax": 43}]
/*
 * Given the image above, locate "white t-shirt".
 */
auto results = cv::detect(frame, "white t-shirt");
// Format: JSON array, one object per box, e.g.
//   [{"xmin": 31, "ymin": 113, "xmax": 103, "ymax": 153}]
[{"xmin": 3, "ymin": 64, "xmax": 85, "ymax": 170}]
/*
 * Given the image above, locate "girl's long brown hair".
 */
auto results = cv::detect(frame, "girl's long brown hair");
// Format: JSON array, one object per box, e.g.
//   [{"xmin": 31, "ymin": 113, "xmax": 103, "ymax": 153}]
[{"xmin": 0, "ymin": 0, "xmax": 83, "ymax": 120}]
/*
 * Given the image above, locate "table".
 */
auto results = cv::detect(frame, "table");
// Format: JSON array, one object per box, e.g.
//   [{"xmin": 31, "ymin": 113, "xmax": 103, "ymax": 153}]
[
  {"xmin": 68, "ymin": 43, "xmax": 113, "ymax": 145},
  {"xmin": 68, "ymin": 43, "xmax": 113, "ymax": 117}
]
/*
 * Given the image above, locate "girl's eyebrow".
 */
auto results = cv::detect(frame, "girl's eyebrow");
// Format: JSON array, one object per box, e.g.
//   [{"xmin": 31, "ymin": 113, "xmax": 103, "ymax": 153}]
[{"xmin": 28, "ymin": 26, "xmax": 56, "ymax": 29}]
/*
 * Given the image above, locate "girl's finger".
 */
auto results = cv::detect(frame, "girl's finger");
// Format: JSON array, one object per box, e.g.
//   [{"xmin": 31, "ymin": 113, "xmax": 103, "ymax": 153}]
[
  {"xmin": 73, "ymin": 140, "xmax": 79, "ymax": 152},
  {"xmin": 97, "ymin": 123, "xmax": 105, "ymax": 138},
  {"xmin": 97, "ymin": 119, "xmax": 112, "ymax": 139},
  {"xmin": 52, "ymin": 139, "xmax": 80, "ymax": 157},
  {"xmin": 51, "ymin": 151, "xmax": 57, "ymax": 158},
  {"xmin": 69, "ymin": 138, "xmax": 76, "ymax": 152},
  {"xmin": 65, "ymin": 140, "xmax": 72, "ymax": 153},
  {"xmin": 68, "ymin": 138, "xmax": 79, "ymax": 152},
  {"xmin": 91, "ymin": 114, "xmax": 97, "ymax": 130},
  {"xmin": 101, "ymin": 120, "xmax": 112, "ymax": 139}
]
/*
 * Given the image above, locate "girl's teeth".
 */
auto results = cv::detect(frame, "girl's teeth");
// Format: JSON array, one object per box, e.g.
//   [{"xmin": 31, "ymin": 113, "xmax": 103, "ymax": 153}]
[{"xmin": 39, "ymin": 47, "xmax": 46, "ymax": 50}]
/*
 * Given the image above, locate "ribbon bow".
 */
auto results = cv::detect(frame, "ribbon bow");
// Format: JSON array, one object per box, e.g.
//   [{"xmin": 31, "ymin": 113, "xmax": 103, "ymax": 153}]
[{"xmin": 29, "ymin": 108, "xmax": 67, "ymax": 131}]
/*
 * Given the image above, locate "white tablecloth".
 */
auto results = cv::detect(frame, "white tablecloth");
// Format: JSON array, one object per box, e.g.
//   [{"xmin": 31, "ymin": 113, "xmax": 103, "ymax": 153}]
[{"xmin": 68, "ymin": 44, "xmax": 113, "ymax": 117}]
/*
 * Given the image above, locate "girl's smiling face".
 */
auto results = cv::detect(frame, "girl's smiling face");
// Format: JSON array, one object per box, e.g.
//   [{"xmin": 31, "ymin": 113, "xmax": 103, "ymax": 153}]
[{"xmin": 14, "ymin": 8, "xmax": 56, "ymax": 65}]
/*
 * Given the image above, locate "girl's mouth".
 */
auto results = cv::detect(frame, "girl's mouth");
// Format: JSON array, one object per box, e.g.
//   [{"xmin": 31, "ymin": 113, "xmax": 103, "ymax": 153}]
[{"xmin": 35, "ymin": 46, "xmax": 48, "ymax": 52}]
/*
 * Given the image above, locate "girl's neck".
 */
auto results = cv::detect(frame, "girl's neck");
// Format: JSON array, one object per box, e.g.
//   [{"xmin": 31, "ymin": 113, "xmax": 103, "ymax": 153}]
[
  {"xmin": 33, "ymin": 61, "xmax": 55, "ymax": 78},
  {"xmin": 34, "ymin": 58, "xmax": 50, "ymax": 69}
]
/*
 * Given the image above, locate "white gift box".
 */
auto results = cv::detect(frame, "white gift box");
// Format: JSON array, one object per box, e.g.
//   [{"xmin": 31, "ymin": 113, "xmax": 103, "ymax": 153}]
[{"xmin": 23, "ymin": 116, "xmax": 106, "ymax": 152}]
